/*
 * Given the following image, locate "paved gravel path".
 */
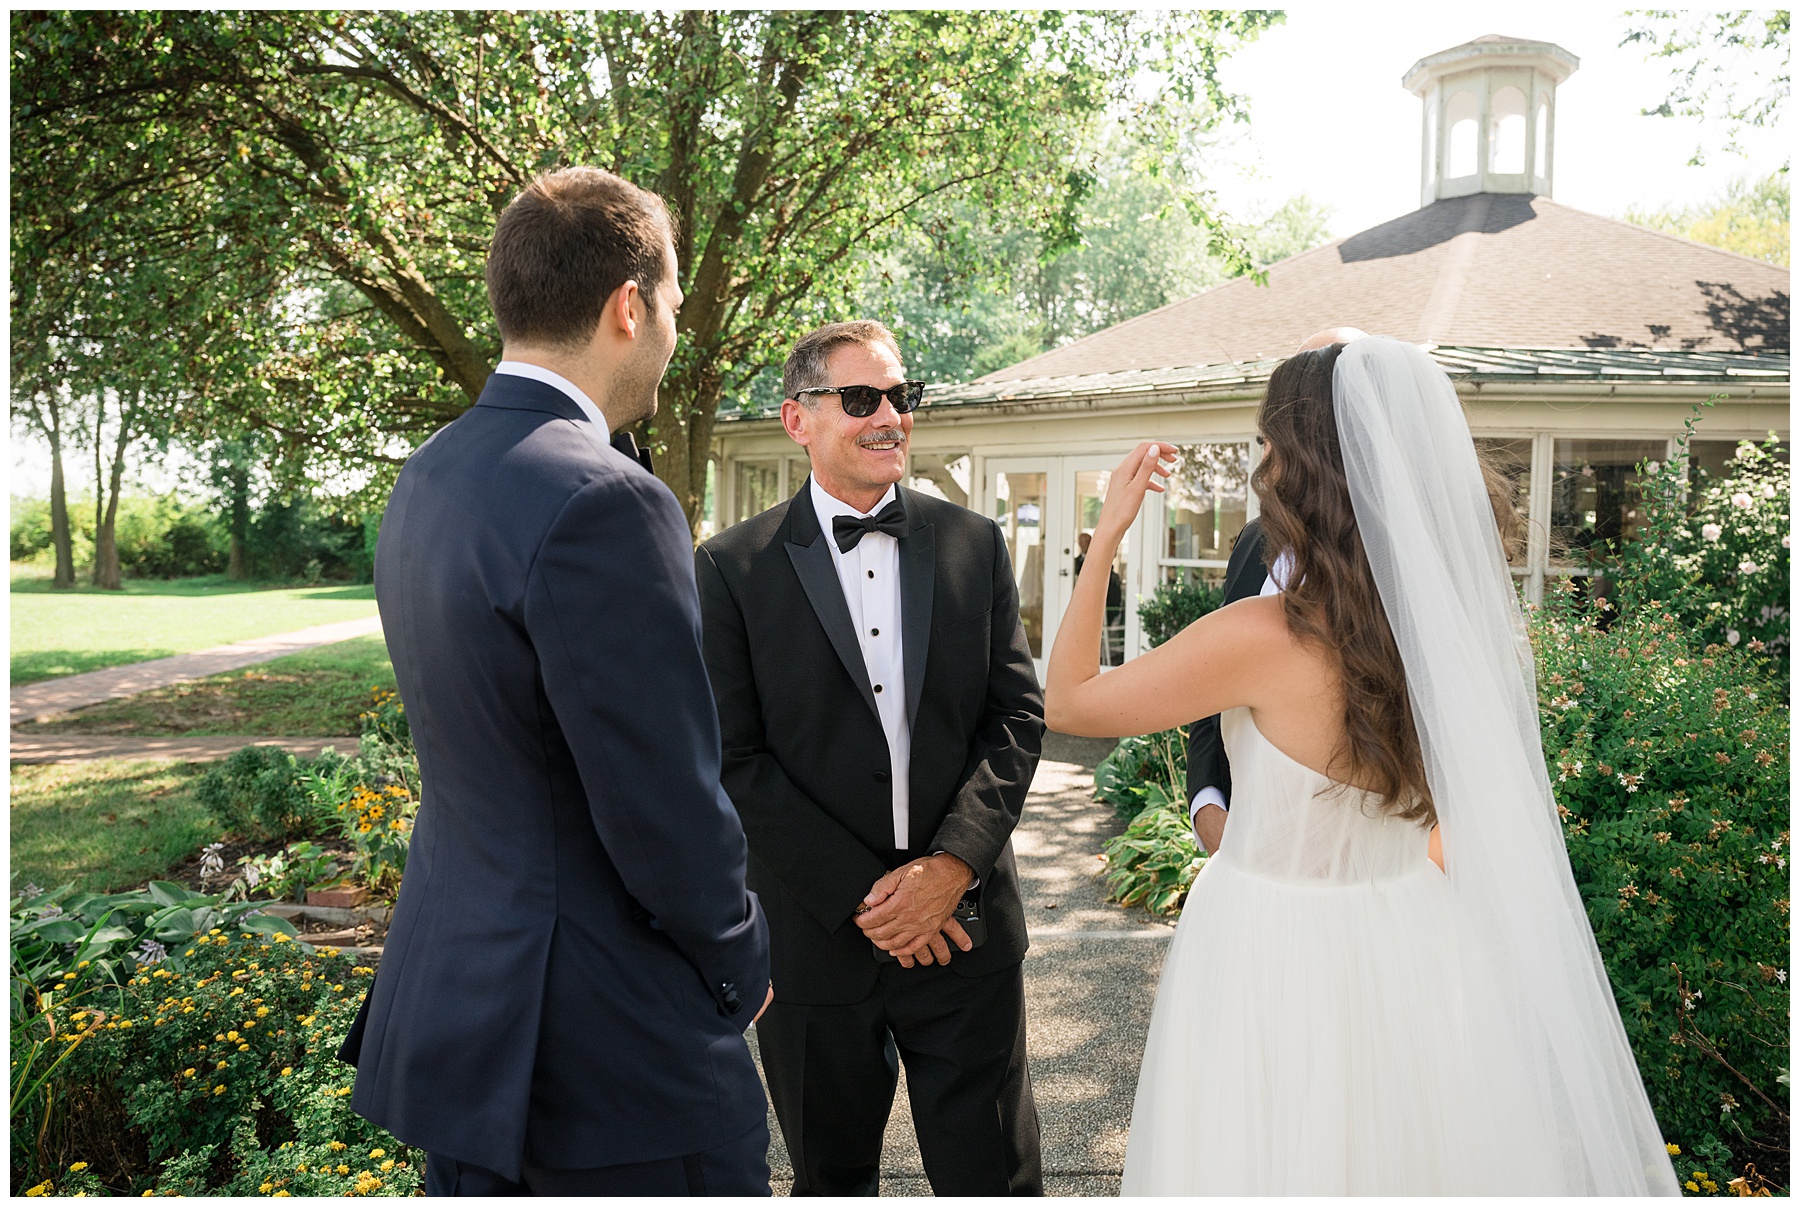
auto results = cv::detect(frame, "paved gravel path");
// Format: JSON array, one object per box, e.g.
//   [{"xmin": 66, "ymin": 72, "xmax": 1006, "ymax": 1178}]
[
  {"xmin": 10, "ymin": 616, "xmax": 385, "ymax": 725},
  {"xmin": 755, "ymin": 734, "xmax": 1170, "ymax": 1196}
]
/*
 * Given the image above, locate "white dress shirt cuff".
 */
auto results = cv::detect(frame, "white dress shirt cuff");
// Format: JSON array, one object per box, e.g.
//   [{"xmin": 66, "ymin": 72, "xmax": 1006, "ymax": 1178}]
[{"xmin": 1189, "ymin": 787, "xmax": 1228, "ymax": 820}]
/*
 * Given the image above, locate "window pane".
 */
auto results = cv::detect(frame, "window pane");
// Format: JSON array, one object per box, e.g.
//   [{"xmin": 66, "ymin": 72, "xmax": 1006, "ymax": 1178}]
[
  {"xmin": 733, "ymin": 460, "xmax": 781, "ymax": 526},
  {"xmin": 1549, "ymin": 439, "xmax": 1664, "ymax": 565},
  {"xmin": 1687, "ymin": 439, "xmax": 1790, "ymax": 489},
  {"xmin": 994, "ymin": 472, "xmax": 1046, "ymax": 658},
  {"xmin": 1074, "ymin": 470, "xmax": 1128, "ymax": 666},
  {"xmin": 1163, "ymin": 442, "xmax": 1251, "ymax": 563},
  {"xmin": 907, "ymin": 453, "xmax": 971, "ymax": 507},
  {"xmin": 1474, "ymin": 436, "xmax": 1532, "ymax": 566}
]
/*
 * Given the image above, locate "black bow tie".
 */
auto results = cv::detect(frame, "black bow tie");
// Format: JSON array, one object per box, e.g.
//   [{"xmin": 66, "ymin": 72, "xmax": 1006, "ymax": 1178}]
[
  {"xmin": 610, "ymin": 431, "xmax": 653, "ymax": 474},
  {"xmin": 832, "ymin": 497, "xmax": 907, "ymax": 553}
]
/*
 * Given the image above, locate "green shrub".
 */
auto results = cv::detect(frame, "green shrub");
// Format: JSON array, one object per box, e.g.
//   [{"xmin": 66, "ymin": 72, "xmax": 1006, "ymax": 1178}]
[
  {"xmin": 1093, "ymin": 728, "xmax": 1186, "ymax": 822},
  {"xmin": 16, "ymin": 929, "xmax": 417, "ymax": 1195},
  {"xmin": 10, "ymin": 495, "xmax": 54, "ymax": 561},
  {"xmin": 1137, "ymin": 575, "xmax": 1227, "ymax": 648},
  {"xmin": 1535, "ymin": 594, "xmax": 1788, "ymax": 1172},
  {"xmin": 193, "ymin": 747, "xmax": 323, "ymax": 843},
  {"xmin": 1099, "ymin": 786, "xmax": 1202, "ymax": 915},
  {"xmin": 1615, "ymin": 430, "xmax": 1788, "ymax": 667}
]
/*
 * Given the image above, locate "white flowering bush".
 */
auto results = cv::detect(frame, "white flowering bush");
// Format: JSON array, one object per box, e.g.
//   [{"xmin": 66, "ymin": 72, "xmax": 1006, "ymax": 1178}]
[
  {"xmin": 1617, "ymin": 428, "xmax": 1789, "ymax": 669},
  {"xmin": 1534, "ymin": 591, "xmax": 1788, "ymax": 1181}
]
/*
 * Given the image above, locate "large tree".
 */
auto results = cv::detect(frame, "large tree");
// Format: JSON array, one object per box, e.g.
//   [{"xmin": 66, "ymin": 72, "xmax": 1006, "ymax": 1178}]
[
  {"xmin": 1622, "ymin": 10, "xmax": 1790, "ymax": 166},
  {"xmin": 12, "ymin": 10, "xmax": 1281, "ymax": 530}
]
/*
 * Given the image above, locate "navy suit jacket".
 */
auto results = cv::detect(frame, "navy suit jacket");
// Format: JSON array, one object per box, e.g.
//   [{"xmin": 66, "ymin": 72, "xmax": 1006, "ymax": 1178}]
[{"xmin": 342, "ymin": 373, "xmax": 770, "ymax": 1179}]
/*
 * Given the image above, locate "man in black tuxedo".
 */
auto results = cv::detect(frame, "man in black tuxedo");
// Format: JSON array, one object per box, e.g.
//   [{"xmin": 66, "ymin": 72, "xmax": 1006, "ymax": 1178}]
[
  {"xmin": 1186, "ymin": 327, "xmax": 1364, "ymax": 853},
  {"xmin": 342, "ymin": 167, "xmax": 773, "ymax": 1196},
  {"xmin": 1183, "ymin": 518, "xmax": 1272, "ymax": 853},
  {"xmin": 697, "ymin": 320, "xmax": 1045, "ymax": 1195}
]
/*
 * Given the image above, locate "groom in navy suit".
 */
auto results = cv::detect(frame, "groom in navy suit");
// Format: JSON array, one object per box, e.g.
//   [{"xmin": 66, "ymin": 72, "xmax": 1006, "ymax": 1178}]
[{"xmin": 341, "ymin": 167, "xmax": 773, "ymax": 1195}]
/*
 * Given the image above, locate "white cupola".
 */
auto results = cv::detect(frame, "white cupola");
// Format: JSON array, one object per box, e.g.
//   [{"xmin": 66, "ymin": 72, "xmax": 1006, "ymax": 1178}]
[{"xmin": 1403, "ymin": 35, "xmax": 1579, "ymax": 207}]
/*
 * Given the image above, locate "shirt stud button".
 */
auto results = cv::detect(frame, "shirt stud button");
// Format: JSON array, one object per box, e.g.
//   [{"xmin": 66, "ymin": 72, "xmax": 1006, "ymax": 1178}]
[
  {"xmin": 867, "ymin": 570, "xmax": 875, "ymax": 578},
  {"xmin": 873, "ymin": 684, "xmax": 883, "ymax": 693},
  {"xmin": 870, "ymin": 628, "xmax": 880, "ymax": 637}
]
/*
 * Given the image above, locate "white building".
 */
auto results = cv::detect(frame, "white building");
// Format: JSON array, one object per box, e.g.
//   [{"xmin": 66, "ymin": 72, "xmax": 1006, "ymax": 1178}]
[{"xmin": 711, "ymin": 35, "xmax": 1790, "ymax": 679}]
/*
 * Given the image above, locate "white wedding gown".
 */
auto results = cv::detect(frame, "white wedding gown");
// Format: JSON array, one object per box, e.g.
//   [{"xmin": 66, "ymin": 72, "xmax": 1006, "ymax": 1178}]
[{"xmin": 1122, "ymin": 706, "xmax": 1482, "ymax": 1195}]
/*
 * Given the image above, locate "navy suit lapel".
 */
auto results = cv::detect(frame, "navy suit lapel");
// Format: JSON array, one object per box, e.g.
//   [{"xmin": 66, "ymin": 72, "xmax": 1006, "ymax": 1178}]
[
  {"xmin": 785, "ymin": 484, "xmax": 881, "ymax": 723},
  {"xmin": 897, "ymin": 488, "xmax": 934, "ymax": 731}
]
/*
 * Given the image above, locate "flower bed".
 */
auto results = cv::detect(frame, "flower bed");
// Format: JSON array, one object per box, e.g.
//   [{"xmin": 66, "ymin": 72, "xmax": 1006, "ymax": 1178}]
[{"xmin": 12, "ymin": 927, "xmax": 417, "ymax": 1196}]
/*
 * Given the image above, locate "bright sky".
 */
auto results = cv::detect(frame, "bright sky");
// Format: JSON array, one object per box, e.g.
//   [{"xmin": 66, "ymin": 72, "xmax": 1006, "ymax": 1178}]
[{"xmin": 1207, "ymin": 4, "xmax": 1790, "ymax": 237}]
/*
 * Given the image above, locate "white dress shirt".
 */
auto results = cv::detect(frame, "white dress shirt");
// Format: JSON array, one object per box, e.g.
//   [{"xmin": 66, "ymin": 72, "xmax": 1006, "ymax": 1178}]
[
  {"xmin": 493, "ymin": 361, "xmax": 610, "ymax": 450},
  {"xmin": 811, "ymin": 478, "xmax": 913, "ymax": 850},
  {"xmin": 1190, "ymin": 547, "xmax": 1293, "ymax": 819}
]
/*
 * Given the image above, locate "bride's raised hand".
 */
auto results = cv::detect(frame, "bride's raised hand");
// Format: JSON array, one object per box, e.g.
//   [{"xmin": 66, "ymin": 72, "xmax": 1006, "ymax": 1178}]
[{"xmin": 1092, "ymin": 441, "xmax": 1174, "ymax": 548}]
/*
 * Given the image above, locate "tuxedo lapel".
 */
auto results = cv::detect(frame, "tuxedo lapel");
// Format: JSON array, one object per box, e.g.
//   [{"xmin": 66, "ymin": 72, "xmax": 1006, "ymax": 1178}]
[
  {"xmin": 784, "ymin": 488, "xmax": 881, "ymax": 723},
  {"xmin": 897, "ymin": 489, "xmax": 935, "ymax": 731}
]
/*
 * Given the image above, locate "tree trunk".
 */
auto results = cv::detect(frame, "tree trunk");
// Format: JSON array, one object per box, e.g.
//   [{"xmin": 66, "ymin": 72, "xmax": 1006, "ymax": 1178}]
[
  {"xmin": 92, "ymin": 392, "xmax": 133, "ymax": 591},
  {"xmin": 45, "ymin": 392, "xmax": 74, "ymax": 589},
  {"xmin": 226, "ymin": 462, "xmax": 250, "ymax": 580},
  {"xmin": 91, "ymin": 396, "xmax": 104, "ymax": 585}
]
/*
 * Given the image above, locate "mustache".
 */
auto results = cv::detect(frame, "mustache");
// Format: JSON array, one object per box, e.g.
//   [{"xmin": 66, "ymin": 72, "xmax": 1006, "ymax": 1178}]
[{"xmin": 856, "ymin": 429, "xmax": 906, "ymax": 447}]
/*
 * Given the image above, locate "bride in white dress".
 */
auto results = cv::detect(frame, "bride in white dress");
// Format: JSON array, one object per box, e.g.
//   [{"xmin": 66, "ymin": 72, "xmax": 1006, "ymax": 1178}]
[{"xmin": 1046, "ymin": 336, "xmax": 1680, "ymax": 1195}]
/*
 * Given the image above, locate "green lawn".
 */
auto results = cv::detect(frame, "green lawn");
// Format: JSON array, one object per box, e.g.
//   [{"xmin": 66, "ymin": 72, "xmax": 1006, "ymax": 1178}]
[
  {"xmin": 14, "ymin": 635, "xmax": 396, "ymax": 737},
  {"xmin": 10, "ymin": 759, "xmax": 216, "ymax": 894},
  {"xmin": 10, "ymin": 566, "xmax": 378, "ymax": 685}
]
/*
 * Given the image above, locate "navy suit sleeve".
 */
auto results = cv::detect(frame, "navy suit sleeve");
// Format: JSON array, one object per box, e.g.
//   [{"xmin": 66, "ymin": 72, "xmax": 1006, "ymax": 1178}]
[
  {"xmin": 526, "ymin": 469, "xmax": 769, "ymax": 1026},
  {"xmin": 695, "ymin": 544, "xmax": 891, "ymax": 931},
  {"xmin": 925, "ymin": 519, "xmax": 1046, "ymax": 881},
  {"xmin": 1184, "ymin": 519, "xmax": 1270, "ymax": 809}
]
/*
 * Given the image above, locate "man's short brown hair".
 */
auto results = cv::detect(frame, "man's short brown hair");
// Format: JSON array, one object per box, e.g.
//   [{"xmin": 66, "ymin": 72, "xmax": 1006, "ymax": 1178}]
[
  {"xmin": 783, "ymin": 320, "xmax": 904, "ymax": 404},
  {"xmin": 485, "ymin": 167, "xmax": 674, "ymax": 350}
]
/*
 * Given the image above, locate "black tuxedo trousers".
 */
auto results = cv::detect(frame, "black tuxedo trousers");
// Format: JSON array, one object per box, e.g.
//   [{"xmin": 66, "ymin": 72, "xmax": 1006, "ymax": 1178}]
[{"xmin": 697, "ymin": 482, "xmax": 1045, "ymax": 1194}]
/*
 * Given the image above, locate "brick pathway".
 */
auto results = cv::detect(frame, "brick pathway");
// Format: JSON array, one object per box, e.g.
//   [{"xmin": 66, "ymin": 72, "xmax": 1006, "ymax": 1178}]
[
  {"xmin": 9, "ymin": 616, "xmax": 384, "ymax": 725},
  {"xmin": 7, "ymin": 733, "xmax": 361, "ymax": 765}
]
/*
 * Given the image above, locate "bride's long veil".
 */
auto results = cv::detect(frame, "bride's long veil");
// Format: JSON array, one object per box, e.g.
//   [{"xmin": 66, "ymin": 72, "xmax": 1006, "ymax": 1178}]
[{"xmin": 1332, "ymin": 338, "xmax": 1680, "ymax": 1195}]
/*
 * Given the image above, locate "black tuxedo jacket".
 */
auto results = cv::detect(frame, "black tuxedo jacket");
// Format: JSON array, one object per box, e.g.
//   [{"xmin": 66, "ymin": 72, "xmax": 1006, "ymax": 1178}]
[
  {"xmin": 696, "ymin": 482, "xmax": 1044, "ymax": 1005},
  {"xmin": 1184, "ymin": 517, "xmax": 1271, "ymax": 808},
  {"xmin": 343, "ymin": 373, "xmax": 770, "ymax": 1181}
]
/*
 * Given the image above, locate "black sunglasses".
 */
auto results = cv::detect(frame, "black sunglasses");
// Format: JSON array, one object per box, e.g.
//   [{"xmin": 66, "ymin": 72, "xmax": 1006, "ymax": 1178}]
[{"xmin": 794, "ymin": 380, "xmax": 926, "ymax": 418}]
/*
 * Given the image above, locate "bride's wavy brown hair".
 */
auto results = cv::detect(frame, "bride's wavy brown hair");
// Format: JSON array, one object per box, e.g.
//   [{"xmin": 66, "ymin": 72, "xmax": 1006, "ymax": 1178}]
[{"xmin": 1252, "ymin": 344, "xmax": 1523, "ymax": 827}]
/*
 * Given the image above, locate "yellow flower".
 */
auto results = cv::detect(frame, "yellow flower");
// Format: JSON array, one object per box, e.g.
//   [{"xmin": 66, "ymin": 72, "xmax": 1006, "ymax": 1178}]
[
  {"xmin": 259, "ymin": 1183, "xmax": 273, "ymax": 1194},
  {"xmin": 62, "ymin": 971, "xmax": 76, "ymax": 980},
  {"xmin": 26, "ymin": 1181, "xmax": 53, "ymax": 1197},
  {"xmin": 335, "ymin": 1164, "xmax": 351, "ymax": 1175},
  {"xmin": 217, "ymin": 1060, "xmax": 229, "ymax": 1069},
  {"xmin": 328, "ymin": 1141, "xmax": 347, "ymax": 1152},
  {"xmin": 216, "ymin": 1033, "xmax": 227, "ymax": 1041},
  {"xmin": 214, "ymin": 1084, "xmax": 228, "ymax": 1095},
  {"xmin": 256, "ymin": 1006, "xmax": 271, "ymax": 1017},
  {"xmin": 143, "ymin": 1191, "xmax": 155, "ymax": 1197},
  {"xmin": 69, "ymin": 1162, "xmax": 88, "ymax": 1172},
  {"xmin": 227, "ymin": 1030, "xmax": 240, "ymax": 1041},
  {"xmin": 238, "ymin": 1043, "xmax": 251, "ymax": 1052},
  {"xmin": 1685, "ymin": 1182, "xmax": 1699, "ymax": 1193},
  {"xmin": 280, "ymin": 1067, "xmax": 293, "ymax": 1076},
  {"xmin": 379, "ymin": 1160, "xmax": 394, "ymax": 1173},
  {"xmin": 183, "ymin": 1068, "xmax": 196, "ymax": 1078},
  {"xmin": 272, "ymin": 1192, "xmax": 290, "ymax": 1199},
  {"xmin": 369, "ymin": 1149, "xmax": 386, "ymax": 1159},
  {"xmin": 296, "ymin": 1163, "xmax": 308, "ymax": 1172}
]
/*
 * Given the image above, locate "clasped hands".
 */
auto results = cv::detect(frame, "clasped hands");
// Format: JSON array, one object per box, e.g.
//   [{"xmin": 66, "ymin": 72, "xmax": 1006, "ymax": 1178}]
[{"xmin": 853, "ymin": 853, "xmax": 973, "ymax": 969}]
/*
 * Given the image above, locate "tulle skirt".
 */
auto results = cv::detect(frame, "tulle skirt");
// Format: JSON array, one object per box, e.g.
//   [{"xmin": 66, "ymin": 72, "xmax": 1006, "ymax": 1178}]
[{"xmin": 1121, "ymin": 854, "xmax": 1487, "ymax": 1195}]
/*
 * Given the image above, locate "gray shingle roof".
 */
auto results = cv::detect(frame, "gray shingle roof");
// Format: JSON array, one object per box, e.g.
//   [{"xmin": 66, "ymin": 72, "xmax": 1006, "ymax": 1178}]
[
  {"xmin": 976, "ymin": 193, "xmax": 1790, "ymax": 383},
  {"xmin": 917, "ymin": 346, "xmax": 1789, "ymax": 413}
]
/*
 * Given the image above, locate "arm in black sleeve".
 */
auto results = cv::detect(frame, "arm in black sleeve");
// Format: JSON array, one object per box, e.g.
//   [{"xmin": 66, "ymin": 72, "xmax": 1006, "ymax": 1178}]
[
  {"xmin": 695, "ymin": 545, "xmax": 891, "ymax": 932},
  {"xmin": 926, "ymin": 519, "xmax": 1046, "ymax": 880},
  {"xmin": 1183, "ymin": 518, "xmax": 1270, "ymax": 809},
  {"xmin": 527, "ymin": 472, "xmax": 769, "ymax": 1026}
]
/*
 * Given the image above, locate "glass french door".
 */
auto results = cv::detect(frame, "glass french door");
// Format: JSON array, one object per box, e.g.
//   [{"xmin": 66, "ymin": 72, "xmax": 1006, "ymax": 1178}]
[{"xmin": 985, "ymin": 456, "xmax": 1146, "ymax": 680}]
